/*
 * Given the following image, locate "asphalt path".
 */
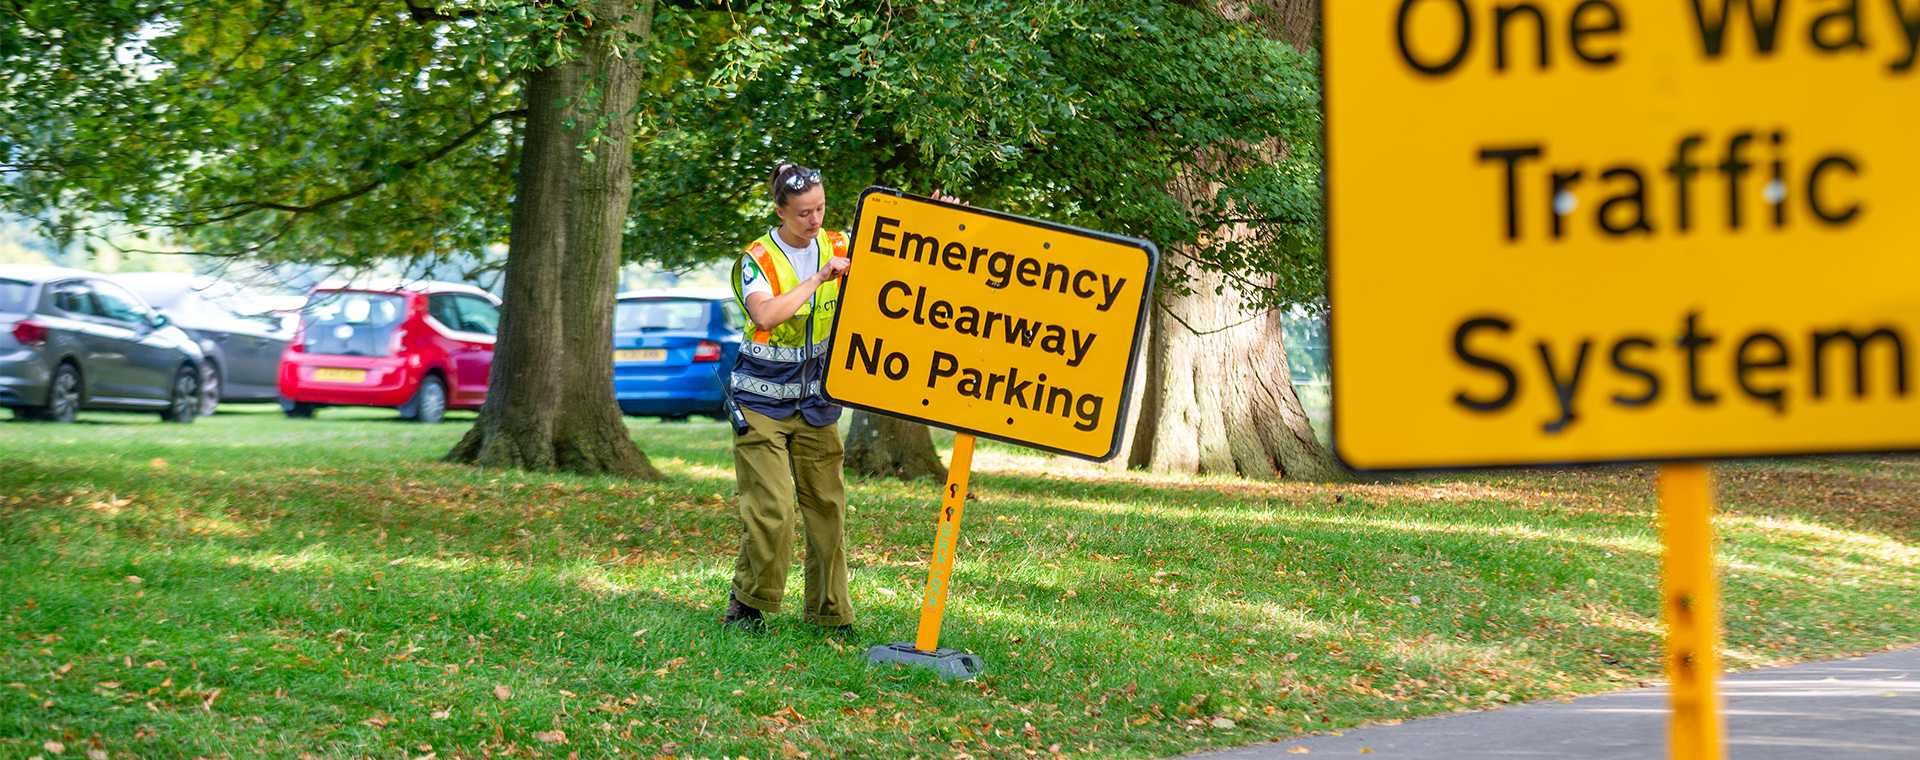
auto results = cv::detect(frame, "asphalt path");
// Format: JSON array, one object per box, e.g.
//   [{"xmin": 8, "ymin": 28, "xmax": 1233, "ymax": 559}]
[{"xmin": 1188, "ymin": 646, "xmax": 1920, "ymax": 759}]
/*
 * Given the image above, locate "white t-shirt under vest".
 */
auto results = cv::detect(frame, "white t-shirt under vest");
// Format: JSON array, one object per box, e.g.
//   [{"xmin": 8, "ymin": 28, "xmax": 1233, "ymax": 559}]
[{"xmin": 739, "ymin": 227, "xmax": 820, "ymax": 300}]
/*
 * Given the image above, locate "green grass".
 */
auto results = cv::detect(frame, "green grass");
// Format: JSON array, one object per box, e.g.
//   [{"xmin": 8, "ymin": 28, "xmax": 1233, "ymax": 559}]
[{"xmin": 2, "ymin": 406, "xmax": 1916, "ymax": 759}]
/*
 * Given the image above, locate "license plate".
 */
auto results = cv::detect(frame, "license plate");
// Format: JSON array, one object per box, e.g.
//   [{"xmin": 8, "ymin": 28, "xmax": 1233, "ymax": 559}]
[
  {"xmin": 312, "ymin": 368, "xmax": 367, "ymax": 383},
  {"xmin": 615, "ymin": 349, "xmax": 667, "ymax": 362}
]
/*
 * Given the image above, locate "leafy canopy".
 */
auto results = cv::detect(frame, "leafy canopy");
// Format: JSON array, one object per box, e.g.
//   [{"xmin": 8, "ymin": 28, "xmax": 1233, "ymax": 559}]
[{"xmin": 3, "ymin": 1, "xmax": 1323, "ymax": 306}]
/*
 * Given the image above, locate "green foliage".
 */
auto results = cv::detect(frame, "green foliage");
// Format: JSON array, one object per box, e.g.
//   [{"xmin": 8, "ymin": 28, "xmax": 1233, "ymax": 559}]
[
  {"xmin": 0, "ymin": 0, "xmax": 593, "ymax": 268},
  {"xmin": 633, "ymin": 2, "xmax": 1328, "ymax": 307},
  {"xmin": 4, "ymin": 1, "xmax": 1324, "ymax": 306}
]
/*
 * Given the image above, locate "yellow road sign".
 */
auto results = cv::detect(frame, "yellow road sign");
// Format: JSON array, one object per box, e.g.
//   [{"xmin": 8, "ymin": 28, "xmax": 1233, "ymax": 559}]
[
  {"xmin": 825, "ymin": 188, "xmax": 1157, "ymax": 461},
  {"xmin": 1325, "ymin": 0, "xmax": 1920, "ymax": 470}
]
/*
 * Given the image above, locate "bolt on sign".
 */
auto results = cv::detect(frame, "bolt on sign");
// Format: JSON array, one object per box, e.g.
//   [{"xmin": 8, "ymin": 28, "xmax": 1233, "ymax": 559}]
[
  {"xmin": 825, "ymin": 189, "xmax": 1157, "ymax": 462},
  {"xmin": 1325, "ymin": 0, "xmax": 1920, "ymax": 470}
]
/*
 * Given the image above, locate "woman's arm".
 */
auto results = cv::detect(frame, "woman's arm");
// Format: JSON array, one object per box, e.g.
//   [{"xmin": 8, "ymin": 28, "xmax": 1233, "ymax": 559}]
[{"xmin": 743, "ymin": 257, "xmax": 850, "ymax": 331}]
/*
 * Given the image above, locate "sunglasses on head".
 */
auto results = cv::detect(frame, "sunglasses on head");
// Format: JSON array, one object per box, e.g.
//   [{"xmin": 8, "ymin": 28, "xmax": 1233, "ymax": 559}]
[{"xmin": 782, "ymin": 168, "xmax": 822, "ymax": 191}]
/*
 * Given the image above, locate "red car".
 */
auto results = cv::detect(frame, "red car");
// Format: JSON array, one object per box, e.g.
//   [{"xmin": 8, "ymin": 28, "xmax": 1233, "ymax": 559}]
[{"xmin": 277, "ymin": 281, "xmax": 500, "ymax": 423}]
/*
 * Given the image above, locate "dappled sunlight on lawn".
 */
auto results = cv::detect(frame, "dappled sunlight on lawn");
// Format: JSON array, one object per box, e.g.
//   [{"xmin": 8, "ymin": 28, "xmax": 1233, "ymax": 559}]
[
  {"xmin": 1719, "ymin": 514, "xmax": 1920, "ymax": 566},
  {"xmin": 1, "ymin": 415, "xmax": 1917, "ymax": 758},
  {"xmin": 1026, "ymin": 494, "xmax": 1663, "ymax": 557}
]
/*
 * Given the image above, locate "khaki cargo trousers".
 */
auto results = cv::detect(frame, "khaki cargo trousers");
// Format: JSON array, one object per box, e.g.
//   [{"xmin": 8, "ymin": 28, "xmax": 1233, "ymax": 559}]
[{"xmin": 730, "ymin": 408, "xmax": 854, "ymax": 626}]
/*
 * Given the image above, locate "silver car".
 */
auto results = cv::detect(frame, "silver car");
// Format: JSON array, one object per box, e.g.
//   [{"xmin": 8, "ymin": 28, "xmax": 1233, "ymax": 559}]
[
  {"xmin": 115, "ymin": 272, "xmax": 292, "ymax": 415},
  {"xmin": 0, "ymin": 266, "xmax": 205, "ymax": 423}
]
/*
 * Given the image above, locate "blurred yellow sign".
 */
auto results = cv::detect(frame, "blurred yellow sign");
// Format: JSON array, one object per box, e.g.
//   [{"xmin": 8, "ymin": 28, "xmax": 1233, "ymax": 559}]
[
  {"xmin": 1325, "ymin": 0, "xmax": 1920, "ymax": 469},
  {"xmin": 826, "ymin": 189, "xmax": 1157, "ymax": 461}
]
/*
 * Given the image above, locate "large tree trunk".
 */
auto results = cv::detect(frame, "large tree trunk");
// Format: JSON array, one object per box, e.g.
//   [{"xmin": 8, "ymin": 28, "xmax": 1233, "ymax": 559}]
[
  {"xmin": 446, "ymin": 0, "xmax": 660, "ymax": 479},
  {"xmin": 1118, "ymin": 0, "xmax": 1338, "ymax": 480},
  {"xmin": 844, "ymin": 411, "xmax": 947, "ymax": 481},
  {"xmin": 1126, "ymin": 261, "xmax": 1339, "ymax": 480}
]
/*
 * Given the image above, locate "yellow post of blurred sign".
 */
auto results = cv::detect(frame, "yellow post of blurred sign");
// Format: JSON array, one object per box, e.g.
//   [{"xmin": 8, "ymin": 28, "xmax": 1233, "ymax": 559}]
[
  {"xmin": 1325, "ymin": 0, "xmax": 1920, "ymax": 470},
  {"xmin": 826, "ymin": 188, "xmax": 1157, "ymax": 462}
]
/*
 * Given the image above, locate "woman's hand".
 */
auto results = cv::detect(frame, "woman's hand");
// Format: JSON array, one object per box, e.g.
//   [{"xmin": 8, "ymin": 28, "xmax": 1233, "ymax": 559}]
[{"xmin": 820, "ymin": 257, "xmax": 851, "ymax": 281}]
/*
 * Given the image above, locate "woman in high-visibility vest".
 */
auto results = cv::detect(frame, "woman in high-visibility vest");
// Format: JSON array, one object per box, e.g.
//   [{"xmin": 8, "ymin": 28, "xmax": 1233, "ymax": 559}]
[{"xmin": 721, "ymin": 162, "xmax": 855, "ymax": 633}]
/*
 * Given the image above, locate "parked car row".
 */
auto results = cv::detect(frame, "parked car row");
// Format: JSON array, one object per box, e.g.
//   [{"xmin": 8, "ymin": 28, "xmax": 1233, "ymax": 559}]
[
  {"xmin": 2, "ymin": 264, "xmax": 743, "ymax": 424},
  {"xmin": 0, "ymin": 266, "xmax": 208, "ymax": 423}
]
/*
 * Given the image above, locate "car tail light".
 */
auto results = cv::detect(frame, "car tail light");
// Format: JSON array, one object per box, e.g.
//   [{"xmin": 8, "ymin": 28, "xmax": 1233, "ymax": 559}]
[
  {"xmin": 287, "ymin": 324, "xmax": 307, "ymax": 353},
  {"xmin": 390, "ymin": 329, "xmax": 407, "ymax": 354},
  {"xmin": 693, "ymin": 340, "xmax": 722, "ymax": 362},
  {"xmin": 10, "ymin": 320, "xmax": 49, "ymax": 346}
]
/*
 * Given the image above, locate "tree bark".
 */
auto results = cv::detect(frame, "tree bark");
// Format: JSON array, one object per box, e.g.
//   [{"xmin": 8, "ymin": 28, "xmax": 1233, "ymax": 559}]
[
  {"xmin": 844, "ymin": 411, "xmax": 947, "ymax": 481},
  {"xmin": 446, "ymin": 0, "xmax": 660, "ymax": 479},
  {"xmin": 1126, "ymin": 259, "xmax": 1340, "ymax": 481},
  {"xmin": 1211, "ymin": 0, "xmax": 1318, "ymax": 49},
  {"xmin": 1118, "ymin": 0, "xmax": 1339, "ymax": 481}
]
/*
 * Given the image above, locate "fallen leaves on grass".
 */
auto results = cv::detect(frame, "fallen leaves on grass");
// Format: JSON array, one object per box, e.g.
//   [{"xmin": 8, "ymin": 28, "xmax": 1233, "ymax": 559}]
[
  {"xmin": 651, "ymin": 657, "xmax": 686, "ymax": 677},
  {"xmin": 493, "ymin": 685, "xmax": 511, "ymax": 701},
  {"xmin": 534, "ymin": 730, "xmax": 567, "ymax": 744}
]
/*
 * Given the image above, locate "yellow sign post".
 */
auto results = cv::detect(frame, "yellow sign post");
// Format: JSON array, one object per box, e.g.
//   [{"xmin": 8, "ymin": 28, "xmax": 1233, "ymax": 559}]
[
  {"xmin": 832, "ymin": 188, "xmax": 1157, "ymax": 678},
  {"xmin": 1321, "ymin": 2, "xmax": 1919, "ymax": 756},
  {"xmin": 1658, "ymin": 463, "xmax": 1724, "ymax": 760},
  {"xmin": 915, "ymin": 432, "xmax": 973, "ymax": 653}
]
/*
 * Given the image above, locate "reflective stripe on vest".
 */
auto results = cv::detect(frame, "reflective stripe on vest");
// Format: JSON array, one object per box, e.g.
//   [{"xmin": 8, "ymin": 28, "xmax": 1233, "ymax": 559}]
[
  {"xmin": 739, "ymin": 338, "xmax": 831, "ymax": 363},
  {"xmin": 730, "ymin": 372, "xmax": 823, "ymax": 400},
  {"xmin": 743, "ymin": 241, "xmax": 785, "ymax": 344}
]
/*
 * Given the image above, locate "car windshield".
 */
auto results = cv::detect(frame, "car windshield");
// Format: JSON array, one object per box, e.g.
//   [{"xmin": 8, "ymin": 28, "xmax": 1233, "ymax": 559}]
[
  {"xmin": 300, "ymin": 291, "xmax": 406, "ymax": 357},
  {"xmin": 0, "ymin": 279, "xmax": 31, "ymax": 312},
  {"xmin": 117, "ymin": 282, "xmax": 183, "ymax": 310},
  {"xmin": 615, "ymin": 299, "xmax": 711, "ymax": 332},
  {"xmin": 121, "ymin": 279, "xmax": 273, "ymax": 329}
]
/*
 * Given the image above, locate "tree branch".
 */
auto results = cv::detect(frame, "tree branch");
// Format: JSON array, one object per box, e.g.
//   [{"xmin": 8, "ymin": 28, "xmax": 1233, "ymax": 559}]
[
  {"xmin": 99, "ymin": 215, "xmax": 300, "ymax": 259},
  {"xmin": 172, "ymin": 108, "xmax": 527, "ymax": 226},
  {"xmin": 211, "ymin": 0, "xmax": 291, "ymax": 76},
  {"xmin": 404, "ymin": 0, "xmax": 484, "ymax": 22},
  {"xmin": 1155, "ymin": 299, "xmax": 1278, "ymax": 337}
]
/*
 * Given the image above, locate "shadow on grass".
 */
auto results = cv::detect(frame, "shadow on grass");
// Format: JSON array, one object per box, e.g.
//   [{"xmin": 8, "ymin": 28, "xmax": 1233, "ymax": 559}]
[{"xmin": 4, "ymin": 421, "xmax": 1918, "ymax": 757}]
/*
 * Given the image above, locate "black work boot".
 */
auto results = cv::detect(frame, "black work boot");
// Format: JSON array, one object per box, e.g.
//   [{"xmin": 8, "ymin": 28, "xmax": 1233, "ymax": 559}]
[{"xmin": 720, "ymin": 592, "xmax": 765, "ymax": 632}]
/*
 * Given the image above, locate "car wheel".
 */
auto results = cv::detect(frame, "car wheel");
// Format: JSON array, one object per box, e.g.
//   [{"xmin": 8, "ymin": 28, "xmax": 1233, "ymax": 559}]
[
  {"xmin": 402, "ymin": 375, "xmax": 447, "ymax": 424},
  {"xmin": 279, "ymin": 397, "xmax": 317, "ymax": 419},
  {"xmin": 160, "ymin": 365, "xmax": 200, "ymax": 423},
  {"xmin": 197, "ymin": 363, "xmax": 222, "ymax": 416},
  {"xmin": 27, "ymin": 363, "xmax": 81, "ymax": 423}
]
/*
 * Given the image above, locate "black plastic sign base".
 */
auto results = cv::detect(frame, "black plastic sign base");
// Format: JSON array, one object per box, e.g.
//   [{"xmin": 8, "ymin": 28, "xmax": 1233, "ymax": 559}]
[{"xmin": 864, "ymin": 643, "xmax": 984, "ymax": 680}]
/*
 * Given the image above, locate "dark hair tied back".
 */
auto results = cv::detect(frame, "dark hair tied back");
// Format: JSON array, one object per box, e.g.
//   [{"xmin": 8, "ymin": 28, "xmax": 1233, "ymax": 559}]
[{"xmin": 769, "ymin": 162, "xmax": 822, "ymax": 207}]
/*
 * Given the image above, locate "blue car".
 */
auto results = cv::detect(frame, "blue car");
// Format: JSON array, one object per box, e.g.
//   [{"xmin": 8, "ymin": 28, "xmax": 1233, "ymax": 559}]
[{"xmin": 613, "ymin": 288, "xmax": 743, "ymax": 419}]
